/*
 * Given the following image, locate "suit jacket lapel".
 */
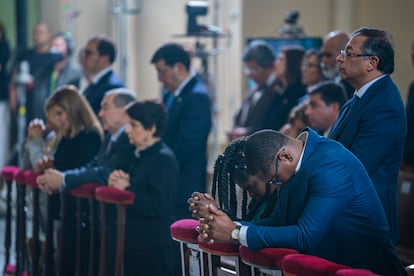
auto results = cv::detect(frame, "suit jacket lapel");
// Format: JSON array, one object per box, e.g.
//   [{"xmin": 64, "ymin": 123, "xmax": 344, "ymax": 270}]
[{"xmin": 168, "ymin": 76, "xmax": 197, "ymax": 116}]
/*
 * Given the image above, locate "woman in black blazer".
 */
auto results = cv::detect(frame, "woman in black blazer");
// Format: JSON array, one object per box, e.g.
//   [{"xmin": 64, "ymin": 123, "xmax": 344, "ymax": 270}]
[{"xmin": 108, "ymin": 100, "xmax": 181, "ymax": 275}]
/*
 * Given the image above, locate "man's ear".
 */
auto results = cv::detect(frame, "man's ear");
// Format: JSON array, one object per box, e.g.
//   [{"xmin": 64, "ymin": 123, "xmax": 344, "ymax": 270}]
[{"xmin": 278, "ymin": 148, "xmax": 293, "ymax": 163}]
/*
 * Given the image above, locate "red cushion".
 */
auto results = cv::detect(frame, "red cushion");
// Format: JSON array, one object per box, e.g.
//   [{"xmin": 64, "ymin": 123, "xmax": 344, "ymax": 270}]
[
  {"xmin": 240, "ymin": 246, "xmax": 299, "ymax": 269},
  {"xmin": 282, "ymin": 254, "xmax": 351, "ymax": 276},
  {"xmin": 24, "ymin": 170, "xmax": 40, "ymax": 189},
  {"xmin": 70, "ymin": 183, "xmax": 100, "ymax": 198},
  {"xmin": 335, "ymin": 268, "xmax": 380, "ymax": 276},
  {"xmin": 14, "ymin": 169, "xmax": 29, "ymax": 184},
  {"xmin": 4, "ymin": 264, "xmax": 16, "ymax": 274},
  {"xmin": 198, "ymin": 235, "xmax": 239, "ymax": 256},
  {"xmin": 95, "ymin": 186, "xmax": 135, "ymax": 205},
  {"xmin": 1, "ymin": 166, "xmax": 19, "ymax": 181},
  {"xmin": 170, "ymin": 219, "xmax": 199, "ymax": 243}
]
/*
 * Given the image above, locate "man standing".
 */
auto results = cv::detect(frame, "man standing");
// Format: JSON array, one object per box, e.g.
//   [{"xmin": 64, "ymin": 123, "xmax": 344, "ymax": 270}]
[
  {"xmin": 81, "ymin": 34, "xmax": 124, "ymax": 115},
  {"xmin": 227, "ymin": 40, "xmax": 277, "ymax": 141},
  {"xmin": 151, "ymin": 43, "xmax": 212, "ymax": 219},
  {"xmin": 330, "ymin": 27, "xmax": 407, "ymax": 245}
]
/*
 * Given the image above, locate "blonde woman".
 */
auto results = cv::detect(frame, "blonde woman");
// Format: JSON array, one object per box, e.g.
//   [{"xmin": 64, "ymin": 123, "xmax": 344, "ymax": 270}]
[{"xmin": 37, "ymin": 84, "xmax": 103, "ymax": 276}]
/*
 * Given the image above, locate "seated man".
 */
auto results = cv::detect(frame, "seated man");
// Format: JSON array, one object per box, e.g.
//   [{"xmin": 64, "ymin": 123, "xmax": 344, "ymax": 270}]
[
  {"xmin": 37, "ymin": 88, "xmax": 136, "ymax": 191},
  {"xmin": 305, "ymin": 81, "xmax": 347, "ymax": 136},
  {"xmin": 198, "ymin": 128, "xmax": 407, "ymax": 275}
]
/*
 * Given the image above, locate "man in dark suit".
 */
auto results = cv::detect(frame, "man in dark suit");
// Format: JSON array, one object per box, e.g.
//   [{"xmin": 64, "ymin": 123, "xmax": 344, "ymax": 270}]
[
  {"xmin": 36, "ymin": 88, "xmax": 136, "ymax": 191},
  {"xmin": 151, "ymin": 43, "xmax": 212, "ymax": 219},
  {"xmin": 329, "ymin": 27, "xmax": 407, "ymax": 245},
  {"xmin": 80, "ymin": 34, "xmax": 124, "ymax": 115},
  {"xmin": 198, "ymin": 129, "xmax": 407, "ymax": 275},
  {"xmin": 227, "ymin": 40, "xmax": 277, "ymax": 141}
]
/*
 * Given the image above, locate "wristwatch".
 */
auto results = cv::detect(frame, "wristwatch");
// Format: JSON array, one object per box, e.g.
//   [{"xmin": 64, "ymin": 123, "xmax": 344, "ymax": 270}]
[{"xmin": 231, "ymin": 225, "xmax": 241, "ymax": 244}]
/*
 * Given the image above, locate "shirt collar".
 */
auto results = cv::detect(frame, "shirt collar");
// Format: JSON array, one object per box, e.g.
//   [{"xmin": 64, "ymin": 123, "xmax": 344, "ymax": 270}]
[
  {"xmin": 110, "ymin": 125, "xmax": 127, "ymax": 142},
  {"xmin": 295, "ymin": 131, "xmax": 308, "ymax": 173},
  {"xmin": 354, "ymin": 74, "xmax": 386, "ymax": 98},
  {"xmin": 90, "ymin": 67, "xmax": 112, "ymax": 84},
  {"xmin": 173, "ymin": 70, "xmax": 196, "ymax": 97}
]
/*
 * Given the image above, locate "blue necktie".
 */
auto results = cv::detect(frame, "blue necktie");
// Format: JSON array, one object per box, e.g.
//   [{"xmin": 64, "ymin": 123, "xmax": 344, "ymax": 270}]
[{"xmin": 330, "ymin": 95, "xmax": 359, "ymax": 136}]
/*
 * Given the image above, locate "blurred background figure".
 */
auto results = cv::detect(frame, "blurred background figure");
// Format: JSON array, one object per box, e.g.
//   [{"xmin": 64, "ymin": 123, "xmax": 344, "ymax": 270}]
[
  {"xmin": 402, "ymin": 39, "xmax": 414, "ymax": 172},
  {"xmin": 30, "ymin": 31, "xmax": 82, "ymax": 121},
  {"xmin": 279, "ymin": 100, "xmax": 309, "ymax": 138},
  {"xmin": 265, "ymin": 45, "xmax": 307, "ymax": 131},
  {"xmin": 227, "ymin": 40, "xmax": 277, "ymax": 141},
  {"xmin": 305, "ymin": 81, "xmax": 347, "ymax": 137},
  {"xmin": 80, "ymin": 34, "xmax": 124, "ymax": 115},
  {"xmin": 0, "ymin": 20, "xmax": 10, "ymax": 169},
  {"xmin": 301, "ymin": 48, "xmax": 325, "ymax": 92},
  {"xmin": 320, "ymin": 30, "xmax": 354, "ymax": 99}
]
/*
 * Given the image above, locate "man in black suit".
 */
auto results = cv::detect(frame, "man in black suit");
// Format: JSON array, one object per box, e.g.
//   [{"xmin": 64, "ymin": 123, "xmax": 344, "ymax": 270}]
[
  {"xmin": 80, "ymin": 34, "xmax": 124, "ymax": 115},
  {"xmin": 37, "ymin": 88, "xmax": 136, "ymax": 191}
]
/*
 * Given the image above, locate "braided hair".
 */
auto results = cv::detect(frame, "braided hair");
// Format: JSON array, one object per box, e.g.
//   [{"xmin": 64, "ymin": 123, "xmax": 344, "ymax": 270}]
[{"xmin": 211, "ymin": 137, "xmax": 250, "ymax": 220}]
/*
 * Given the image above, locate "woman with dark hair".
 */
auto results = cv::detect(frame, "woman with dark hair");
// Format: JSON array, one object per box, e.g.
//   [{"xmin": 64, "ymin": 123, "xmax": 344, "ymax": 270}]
[
  {"xmin": 264, "ymin": 45, "xmax": 307, "ymax": 131},
  {"xmin": 108, "ymin": 99, "xmax": 180, "ymax": 275}
]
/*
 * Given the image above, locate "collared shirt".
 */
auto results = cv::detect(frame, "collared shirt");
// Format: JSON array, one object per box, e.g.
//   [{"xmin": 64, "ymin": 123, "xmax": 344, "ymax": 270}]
[
  {"xmin": 62, "ymin": 125, "xmax": 127, "ymax": 189},
  {"xmin": 90, "ymin": 67, "xmax": 112, "ymax": 85},
  {"xmin": 354, "ymin": 74, "xmax": 387, "ymax": 99},
  {"xmin": 173, "ymin": 70, "xmax": 197, "ymax": 98},
  {"xmin": 239, "ymin": 131, "xmax": 308, "ymax": 246}
]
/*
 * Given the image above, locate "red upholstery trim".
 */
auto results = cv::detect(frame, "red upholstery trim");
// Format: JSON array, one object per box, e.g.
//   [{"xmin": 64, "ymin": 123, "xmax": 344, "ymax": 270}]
[
  {"xmin": 239, "ymin": 246, "xmax": 299, "ymax": 268},
  {"xmin": 95, "ymin": 186, "xmax": 135, "ymax": 205},
  {"xmin": 24, "ymin": 170, "xmax": 40, "ymax": 189},
  {"xmin": 335, "ymin": 268, "xmax": 380, "ymax": 276},
  {"xmin": 70, "ymin": 183, "xmax": 100, "ymax": 198},
  {"xmin": 1, "ymin": 166, "xmax": 19, "ymax": 181},
  {"xmin": 198, "ymin": 236, "xmax": 239, "ymax": 256},
  {"xmin": 170, "ymin": 219, "xmax": 199, "ymax": 243},
  {"xmin": 4, "ymin": 264, "xmax": 16, "ymax": 274},
  {"xmin": 281, "ymin": 253, "xmax": 351, "ymax": 276},
  {"xmin": 14, "ymin": 169, "xmax": 29, "ymax": 184}
]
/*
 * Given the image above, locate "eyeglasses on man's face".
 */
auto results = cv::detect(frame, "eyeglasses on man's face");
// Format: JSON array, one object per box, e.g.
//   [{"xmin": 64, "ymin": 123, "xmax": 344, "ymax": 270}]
[{"xmin": 339, "ymin": 50, "xmax": 374, "ymax": 59}]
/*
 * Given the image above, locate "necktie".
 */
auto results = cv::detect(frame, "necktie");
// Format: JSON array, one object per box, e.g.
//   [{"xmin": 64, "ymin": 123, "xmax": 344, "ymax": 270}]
[
  {"xmin": 330, "ymin": 95, "xmax": 359, "ymax": 136},
  {"xmin": 163, "ymin": 92, "xmax": 175, "ymax": 110},
  {"xmin": 105, "ymin": 139, "xmax": 114, "ymax": 155}
]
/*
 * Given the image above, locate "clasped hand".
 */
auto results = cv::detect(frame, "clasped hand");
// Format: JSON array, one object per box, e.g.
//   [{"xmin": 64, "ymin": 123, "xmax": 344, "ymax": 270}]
[
  {"xmin": 195, "ymin": 203, "xmax": 237, "ymax": 244},
  {"xmin": 108, "ymin": 170, "xmax": 130, "ymax": 190}
]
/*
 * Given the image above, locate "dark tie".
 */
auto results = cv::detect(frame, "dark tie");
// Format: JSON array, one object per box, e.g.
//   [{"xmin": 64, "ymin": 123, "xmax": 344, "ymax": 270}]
[
  {"xmin": 105, "ymin": 139, "xmax": 114, "ymax": 156},
  {"xmin": 83, "ymin": 83, "xmax": 94, "ymax": 98},
  {"xmin": 330, "ymin": 95, "xmax": 359, "ymax": 136}
]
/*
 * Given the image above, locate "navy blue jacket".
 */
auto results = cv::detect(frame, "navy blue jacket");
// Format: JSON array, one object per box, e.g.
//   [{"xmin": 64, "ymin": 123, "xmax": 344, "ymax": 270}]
[
  {"xmin": 163, "ymin": 75, "xmax": 212, "ymax": 219},
  {"xmin": 329, "ymin": 75, "xmax": 407, "ymax": 245},
  {"xmin": 244, "ymin": 129, "xmax": 406, "ymax": 275}
]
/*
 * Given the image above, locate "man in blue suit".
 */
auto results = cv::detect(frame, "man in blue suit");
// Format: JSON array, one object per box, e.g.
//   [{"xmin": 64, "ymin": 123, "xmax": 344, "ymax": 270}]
[
  {"xmin": 37, "ymin": 88, "xmax": 136, "ymax": 191},
  {"xmin": 80, "ymin": 34, "xmax": 124, "ymax": 115},
  {"xmin": 199, "ymin": 129, "xmax": 407, "ymax": 275},
  {"xmin": 329, "ymin": 27, "xmax": 407, "ymax": 245},
  {"xmin": 151, "ymin": 43, "xmax": 212, "ymax": 219}
]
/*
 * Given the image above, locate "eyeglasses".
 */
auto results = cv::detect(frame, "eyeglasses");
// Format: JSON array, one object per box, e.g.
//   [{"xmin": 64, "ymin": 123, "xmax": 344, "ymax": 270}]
[
  {"xmin": 267, "ymin": 149, "xmax": 284, "ymax": 186},
  {"xmin": 339, "ymin": 50, "xmax": 373, "ymax": 59}
]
